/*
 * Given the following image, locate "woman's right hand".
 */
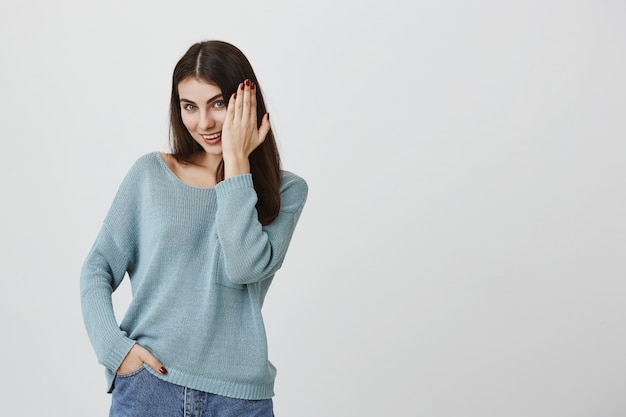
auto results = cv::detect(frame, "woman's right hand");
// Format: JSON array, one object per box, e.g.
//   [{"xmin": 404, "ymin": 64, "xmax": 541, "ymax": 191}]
[{"xmin": 116, "ymin": 344, "xmax": 167, "ymax": 375}]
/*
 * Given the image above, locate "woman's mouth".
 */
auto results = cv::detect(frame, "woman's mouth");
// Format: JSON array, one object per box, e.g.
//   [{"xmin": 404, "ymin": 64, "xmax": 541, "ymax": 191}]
[{"xmin": 202, "ymin": 132, "xmax": 221, "ymax": 144}]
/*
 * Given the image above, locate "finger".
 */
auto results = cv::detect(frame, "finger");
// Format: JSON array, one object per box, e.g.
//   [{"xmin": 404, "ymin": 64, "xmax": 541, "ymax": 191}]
[
  {"xmin": 242, "ymin": 79, "xmax": 252, "ymax": 124},
  {"xmin": 258, "ymin": 113, "xmax": 270, "ymax": 144},
  {"xmin": 225, "ymin": 92, "xmax": 236, "ymax": 125},
  {"xmin": 137, "ymin": 345, "xmax": 168, "ymax": 375},
  {"xmin": 249, "ymin": 81, "xmax": 258, "ymax": 127},
  {"xmin": 234, "ymin": 82, "xmax": 245, "ymax": 121}
]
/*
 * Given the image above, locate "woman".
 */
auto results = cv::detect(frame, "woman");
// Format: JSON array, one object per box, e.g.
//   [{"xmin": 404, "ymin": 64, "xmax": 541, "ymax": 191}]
[{"xmin": 80, "ymin": 40, "xmax": 308, "ymax": 417}]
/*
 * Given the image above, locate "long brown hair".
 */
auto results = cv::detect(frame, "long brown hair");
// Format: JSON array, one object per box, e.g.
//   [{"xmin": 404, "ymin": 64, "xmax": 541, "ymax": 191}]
[{"xmin": 169, "ymin": 40, "xmax": 282, "ymax": 225}]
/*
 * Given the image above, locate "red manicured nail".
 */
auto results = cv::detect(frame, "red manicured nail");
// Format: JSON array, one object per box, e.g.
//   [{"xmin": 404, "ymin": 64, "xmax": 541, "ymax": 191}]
[
  {"xmin": 245, "ymin": 79, "xmax": 250, "ymax": 86},
  {"xmin": 251, "ymin": 82, "xmax": 255, "ymax": 90},
  {"xmin": 267, "ymin": 112, "xmax": 270, "ymax": 121},
  {"xmin": 159, "ymin": 367, "xmax": 168, "ymax": 375},
  {"xmin": 233, "ymin": 93, "xmax": 237, "ymax": 99},
  {"xmin": 239, "ymin": 83, "xmax": 244, "ymax": 90}
]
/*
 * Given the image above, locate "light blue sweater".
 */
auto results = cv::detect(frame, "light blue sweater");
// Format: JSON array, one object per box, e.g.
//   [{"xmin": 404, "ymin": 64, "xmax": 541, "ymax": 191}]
[{"xmin": 80, "ymin": 152, "xmax": 307, "ymax": 400}]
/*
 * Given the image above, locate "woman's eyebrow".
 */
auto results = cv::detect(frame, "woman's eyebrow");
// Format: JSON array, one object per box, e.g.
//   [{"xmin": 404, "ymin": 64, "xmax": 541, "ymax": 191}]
[{"xmin": 179, "ymin": 94, "xmax": 223, "ymax": 104}]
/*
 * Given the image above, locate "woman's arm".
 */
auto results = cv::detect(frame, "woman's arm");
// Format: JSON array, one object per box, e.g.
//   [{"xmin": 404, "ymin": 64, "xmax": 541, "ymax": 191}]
[
  {"xmin": 215, "ymin": 172, "xmax": 308, "ymax": 286},
  {"xmin": 80, "ymin": 225, "xmax": 137, "ymax": 372}
]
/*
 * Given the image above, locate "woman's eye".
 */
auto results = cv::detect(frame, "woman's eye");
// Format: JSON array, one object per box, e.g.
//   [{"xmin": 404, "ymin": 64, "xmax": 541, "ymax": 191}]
[
  {"xmin": 184, "ymin": 104, "xmax": 196, "ymax": 111},
  {"xmin": 214, "ymin": 100, "xmax": 225, "ymax": 108}
]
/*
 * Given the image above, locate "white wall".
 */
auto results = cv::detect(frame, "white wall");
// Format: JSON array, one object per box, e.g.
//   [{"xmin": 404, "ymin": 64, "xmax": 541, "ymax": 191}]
[{"xmin": 1, "ymin": 0, "xmax": 625, "ymax": 416}]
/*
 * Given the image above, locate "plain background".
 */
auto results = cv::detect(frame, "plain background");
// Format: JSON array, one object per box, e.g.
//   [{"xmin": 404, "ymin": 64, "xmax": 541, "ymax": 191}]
[{"xmin": 1, "ymin": 0, "xmax": 625, "ymax": 416}]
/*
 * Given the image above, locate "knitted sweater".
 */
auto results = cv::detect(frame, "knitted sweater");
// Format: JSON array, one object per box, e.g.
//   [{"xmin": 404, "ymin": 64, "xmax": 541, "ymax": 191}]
[{"xmin": 80, "ymin": 152, "xmax": 308, "ymax": 400}]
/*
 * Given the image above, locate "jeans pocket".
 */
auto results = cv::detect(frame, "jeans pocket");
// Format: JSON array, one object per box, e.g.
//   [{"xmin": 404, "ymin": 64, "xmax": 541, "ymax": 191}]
[{"xmin": 116, "ymin": 364, "xmax": 147, "ymax": 378}]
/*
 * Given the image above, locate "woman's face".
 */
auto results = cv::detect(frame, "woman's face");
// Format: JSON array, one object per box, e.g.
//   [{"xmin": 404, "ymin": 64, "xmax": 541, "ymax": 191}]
[{"xmin": 178, "ymin": 77, "xmax": 227, "ymax": 157}]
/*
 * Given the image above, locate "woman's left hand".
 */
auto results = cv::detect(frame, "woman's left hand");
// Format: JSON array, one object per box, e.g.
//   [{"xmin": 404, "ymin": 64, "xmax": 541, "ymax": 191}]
[{"xmin": 221, "ymin": 79, "xmax": 270, "ymax": 177}]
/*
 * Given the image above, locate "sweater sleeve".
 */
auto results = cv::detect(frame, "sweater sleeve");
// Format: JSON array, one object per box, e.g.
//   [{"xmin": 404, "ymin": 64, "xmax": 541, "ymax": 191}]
[
  {"xmin": 80, "ymin": 225, "xmax": 136, "ymax": 372},
  {"xmin": 214, "ymin": 172, "xmax": 308, "ymax": 285},
  {"xmin": 80, "ymin": 160, "xmax": 144, "ymax": 373}
]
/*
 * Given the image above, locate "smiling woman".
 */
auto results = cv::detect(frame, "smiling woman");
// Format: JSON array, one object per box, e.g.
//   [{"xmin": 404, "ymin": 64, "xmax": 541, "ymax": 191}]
[
  {"xmin": 179, "ymin": 79, "xmax": 227, "ymax": 148},
  {"xmin": 162, "ymin": 78, "xmax": 228, "ymax": 188},
  {"xmin": 79, "ymin": 40, "xmax": 308, "ymax": 417},
  {"xmin": 163, "ymin": 41, "xmax": 279, "ymax": 218}
]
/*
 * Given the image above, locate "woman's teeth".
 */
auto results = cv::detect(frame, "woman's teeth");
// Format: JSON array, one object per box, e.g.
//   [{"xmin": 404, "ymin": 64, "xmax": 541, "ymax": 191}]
[{"xmin": 203, "ymin": 133, "xmax": 221, "ymax": 140}]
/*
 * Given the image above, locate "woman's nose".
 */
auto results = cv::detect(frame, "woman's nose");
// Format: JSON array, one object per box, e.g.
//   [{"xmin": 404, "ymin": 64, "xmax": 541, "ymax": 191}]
[{"xmin": 200, "ymin": 111, "xmax": 215, "ymax": 130}]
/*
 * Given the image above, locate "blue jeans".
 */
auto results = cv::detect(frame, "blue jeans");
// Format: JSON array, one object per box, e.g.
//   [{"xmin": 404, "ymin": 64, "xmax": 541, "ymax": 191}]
[{"xmin": 110, "ymin": 366, "xmax": 274, "ymax": 417}]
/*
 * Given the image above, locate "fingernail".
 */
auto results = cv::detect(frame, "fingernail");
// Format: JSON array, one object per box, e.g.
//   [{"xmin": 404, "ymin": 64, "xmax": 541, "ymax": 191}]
[
  {"xmin": 251, "ymin": 82, "xmax": 255, "ymax": 90},
  {"xmin": 233, "ymin": 93, "xmax": 237, "ymax": 99},
  {"xmin": 267, "ymin": 112, "xmax": 270, "ymax": 121},
  {"xmin": 239, "ymin": 83, "xmax": 244, "ymax": 90},
  {"xmin": 159, "ymin": 367, "xmax": 168, "ymax": 375},
  {"xmin": 245, "ymin": 79, "xmax": 250, "ymax": 86}
]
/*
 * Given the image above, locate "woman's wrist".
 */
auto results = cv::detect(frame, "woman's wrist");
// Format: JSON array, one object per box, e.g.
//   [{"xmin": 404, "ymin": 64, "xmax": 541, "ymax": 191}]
[{"xmin": 223, "ymin": 154, "xmax": 251, "ymax": 179}]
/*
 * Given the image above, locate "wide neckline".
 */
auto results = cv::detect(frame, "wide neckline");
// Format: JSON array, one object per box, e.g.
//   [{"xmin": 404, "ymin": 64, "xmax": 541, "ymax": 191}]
[{"xmin": 156, "ymin": 152, "xmax": 217, "ymax": 190}]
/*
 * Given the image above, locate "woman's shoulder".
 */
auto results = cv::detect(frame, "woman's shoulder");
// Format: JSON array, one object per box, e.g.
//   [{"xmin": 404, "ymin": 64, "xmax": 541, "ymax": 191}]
[
  {"xmin": 114, "ymin": 151, "xmax": 164, "ymax": 191},
  {"xmin": 281, "ymin": 170, "xmax": 308, "ymax": 191},
  {"xmin": 131, "ymin": 151, "xmax": 163, "ymax": 170},
  {"xmin": 279, "ymin": 170, "xmax": 308, "ymax": 212},
  {"xmin": 121, "ymin": 151, "xmax": 164, "ymax": 178}
]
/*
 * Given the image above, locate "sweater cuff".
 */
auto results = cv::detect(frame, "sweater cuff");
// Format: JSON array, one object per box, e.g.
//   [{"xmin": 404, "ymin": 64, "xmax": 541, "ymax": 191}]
[
  {"xmin": 103, "ymin": 335, "xmax": 136, "ymax": 373},
  {"xmin": 215, "ymin": 174, "xmax": 254, "ymax": 197}
]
